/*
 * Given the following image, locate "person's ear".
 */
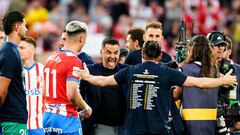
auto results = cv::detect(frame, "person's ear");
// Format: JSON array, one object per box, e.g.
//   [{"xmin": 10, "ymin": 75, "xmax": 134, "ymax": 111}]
[
  {"xmin": 15, "ymin": 23, "xmax": 20, "ymax": 32},
  {"xmin": 143, "ymin": 33, "xmax": 146, "ymax": 42},
  {"xmin": 134, "ymin": 40, "xmax": 139, "ymax": 48}
]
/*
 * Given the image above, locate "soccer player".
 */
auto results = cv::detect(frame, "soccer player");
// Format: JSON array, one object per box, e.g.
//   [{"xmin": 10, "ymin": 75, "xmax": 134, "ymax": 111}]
[
  {"xmin": 19, "ymin": 36, "xmax": 44, "ymax": 135},
  {"xmin": 0, "ymin": 11, "xmax": 28, "ymax": 135},
  {"xmin": 43, "ymin": 21, "xmax": 92, "ymax": 135}
]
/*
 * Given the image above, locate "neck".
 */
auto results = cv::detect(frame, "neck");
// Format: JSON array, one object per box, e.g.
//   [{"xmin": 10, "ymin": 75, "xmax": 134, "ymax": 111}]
[
  {"xmin": 63, "ymin": 42, "xmax": 82, "ymax": 55},
  {"xmin": 8, "ymin": 32, "xmax": 21, "ymax": 46},
  {"xmin": 142, "ymin": 58, "xmax": 158, "ymax": 63},
  {"xmin": 23, "ymin": 59, "xmax": 35, "ymax": 67}
]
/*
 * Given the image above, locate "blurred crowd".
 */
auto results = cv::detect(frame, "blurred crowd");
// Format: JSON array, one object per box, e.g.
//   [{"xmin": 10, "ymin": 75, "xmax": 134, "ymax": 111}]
[{"xmin": 1, "ymin": 0, "xmax": 240, "ymax": 64}]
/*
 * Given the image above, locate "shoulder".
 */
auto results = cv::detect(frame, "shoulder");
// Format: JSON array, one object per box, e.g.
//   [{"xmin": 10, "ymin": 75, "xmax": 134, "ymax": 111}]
[{"xmin": 117, "ymin": 63, "xmax": 129, "ymax": 69}]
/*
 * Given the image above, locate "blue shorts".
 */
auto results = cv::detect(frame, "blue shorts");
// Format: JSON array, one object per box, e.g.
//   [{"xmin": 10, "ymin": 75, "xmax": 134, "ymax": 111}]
[
  {"xmin": 43, "ymin": 112, "xmax": 82, "ymax": 135},
  {"xmin": 28, "ymin": 128, "xmax": 44, "ymax": 135}
]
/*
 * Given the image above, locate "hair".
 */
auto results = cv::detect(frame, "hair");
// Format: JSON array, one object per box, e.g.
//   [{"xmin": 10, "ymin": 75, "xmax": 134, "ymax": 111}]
[
  {"xmin": 21, "ymin": 36, "xmax": 36, "ymax": 48},
  {"xmin": 102, "ymin": 37, "xmax": 119, "ymax": 48},
  {"xmin": 145, "ymin": 21, "xmax": 163, "ymax": 31},
  {"xmin": 226, "ymin": 36, "xmax": 233, "ymax": 50},
  {"xmin": 185, "ymin": 35, "xmax": 218, "ymax": 78},
  {"xmin": 65, "ymin": 21, "xmax": 87, "ymax": 37},
  {"xmin": 2, "ymin": 10, "xmax": 25, "ymax": 35},
  {"xmin": 142, "ymin": 40, "xmax": 161, "ymax": 60},
  {"xmin": 127, "ymin": 28, "xmax": 145, "ymax": 48}
]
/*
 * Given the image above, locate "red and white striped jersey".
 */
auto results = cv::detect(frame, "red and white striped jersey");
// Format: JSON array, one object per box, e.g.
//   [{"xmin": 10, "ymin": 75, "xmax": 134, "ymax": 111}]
[
  {"xmin": 44, "ymin": 50, "xmax": 82, "ymax": 118},
  {"xmin": 23, "ymin": 62, "xmax": 44, "ymax": 130}
]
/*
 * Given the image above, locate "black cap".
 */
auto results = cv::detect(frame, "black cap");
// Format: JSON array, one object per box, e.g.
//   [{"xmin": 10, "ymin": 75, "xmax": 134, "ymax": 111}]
[{"xmin": 207, "ymin": 32, "xmax": 227, "ymax": 46}]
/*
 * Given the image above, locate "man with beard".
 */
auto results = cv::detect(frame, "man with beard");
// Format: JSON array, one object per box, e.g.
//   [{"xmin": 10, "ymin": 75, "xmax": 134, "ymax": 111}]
[
  {"xmin": 125, "ymin": 21, "xmax": 172, "ymax": 65},
  {"xmin": 0, "ymin": 11, "xmax": 28, "ymax": 134},
  {"xmin": 80, "ymin": 37, "xmax": 128, "ymax": 135}
]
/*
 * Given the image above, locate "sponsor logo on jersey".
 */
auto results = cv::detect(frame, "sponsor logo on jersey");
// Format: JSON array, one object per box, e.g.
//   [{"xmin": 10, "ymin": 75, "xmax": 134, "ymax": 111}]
[{"xmin": 25, "ymin": 88, "xmax": 41, "ymax": 96}]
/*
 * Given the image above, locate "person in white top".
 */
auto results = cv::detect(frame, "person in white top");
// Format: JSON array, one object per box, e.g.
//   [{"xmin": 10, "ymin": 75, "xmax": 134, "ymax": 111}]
[{"xmin": 19, "ymin": 36, "xmax": 44, "ymax": 135}]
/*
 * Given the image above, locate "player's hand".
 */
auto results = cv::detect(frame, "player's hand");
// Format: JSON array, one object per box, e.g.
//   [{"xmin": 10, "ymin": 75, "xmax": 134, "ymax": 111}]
[
  {"xmin": 78, "ymin": 63, "xmax": 90, "ymax": 80},
  {"xmin": 85, "ymin": 105, "xmax": 92, "ymax": 118},
  {"xmin": 223, "ymin": 69, "xmax": 237, "ymax": 87}
]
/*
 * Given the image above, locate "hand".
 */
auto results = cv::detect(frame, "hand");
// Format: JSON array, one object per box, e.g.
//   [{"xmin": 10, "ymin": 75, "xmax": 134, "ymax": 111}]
[
  {"xmin": 172, "ymin": 86, "xmax": 182, "ymax": 101},
  {"xmin": 223, "ymin": 69, "xmax": 237, "ymax": 87},
  {"xmin": 81, "ymin": 104, "xmax": 92, "ymax": 118},
  {"xmin": 77, "ymin": 63, "xmax": 90, "ymax": 81},
  {"xmin": 233, "ymin": 122, "xmax": 240, "ymax": 130}
]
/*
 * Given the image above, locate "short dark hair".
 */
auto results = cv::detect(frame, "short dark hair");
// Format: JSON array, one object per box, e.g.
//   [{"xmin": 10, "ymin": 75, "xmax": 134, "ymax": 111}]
[
  {"xmin": 2, "ymin": 10, "xmax": 25, "ymax": 35},
  {"xmin": 21, "ymin": 36, "xmax": 36, "ymax": 48},
  {"xmin": 127, "ymin": 28, "xmax": 145, "ymax": 48},
  {"xmin": 142, "ymin": 40, "xmax": 161, "ymax": 59},
  {"xmin": 102, "ymin": 37, "xmax": 119, "ymax": 48}
]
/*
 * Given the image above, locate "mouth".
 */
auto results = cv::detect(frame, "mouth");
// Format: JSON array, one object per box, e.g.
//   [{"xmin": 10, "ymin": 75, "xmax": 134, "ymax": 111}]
[{"xmin": 107, "ymin": 58, "xmax": 116, "ymax": 67}]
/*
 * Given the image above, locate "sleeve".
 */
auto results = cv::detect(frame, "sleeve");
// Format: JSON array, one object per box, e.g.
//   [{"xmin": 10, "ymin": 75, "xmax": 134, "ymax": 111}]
[
  {"xmin": 114, "ymin": 67, "xmax": 129, "ymax": 85},
  {"xmin": 0, "ymin": 51, "xmax": 18, "ymax": 79},
  {"xmin": 66, "ymin": 57, "xmax": 82, "ymax": 84},
  {"xmin": 169, "ymin": 67, "xmax": 187, "ymax": 86}
]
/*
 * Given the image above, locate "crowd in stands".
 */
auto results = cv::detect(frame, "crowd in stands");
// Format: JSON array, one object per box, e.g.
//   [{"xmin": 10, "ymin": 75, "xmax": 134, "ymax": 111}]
[{"xmin": 0, "ymin": 0, "xmax": 240, "ymax": 63}]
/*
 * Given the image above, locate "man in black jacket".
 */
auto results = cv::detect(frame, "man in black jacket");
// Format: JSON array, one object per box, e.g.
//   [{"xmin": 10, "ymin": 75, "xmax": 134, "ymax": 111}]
[{"xmin": 80, "ymin": 37, "xmax": 127, "ymax": 135}]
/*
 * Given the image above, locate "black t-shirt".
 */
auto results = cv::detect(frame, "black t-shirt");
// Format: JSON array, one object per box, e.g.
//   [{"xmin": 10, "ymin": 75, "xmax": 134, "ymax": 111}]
[
  {"xmin": 0, "ymin": 42, "xmax": 28, "ymax": 124},
  {"xmin": 114, "ymin": 61, "xmax": 187, "ymax": 135}
]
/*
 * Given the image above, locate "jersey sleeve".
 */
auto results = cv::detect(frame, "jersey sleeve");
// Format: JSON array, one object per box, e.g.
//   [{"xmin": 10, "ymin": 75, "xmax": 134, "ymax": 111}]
[
  {"xmin": 114, "ymin": 67, "xmax": 129, "ymax": 85},
  {"xmin": 168, "ymin": 67, "xmax": 187, "ymax": 86},
  {"xmin": 66, "ymin": 56, "xmax": 82, "ymax": 84},
  {"xmin": 0, "ymin": 51, "xmax": 18, "ymax": 79}
]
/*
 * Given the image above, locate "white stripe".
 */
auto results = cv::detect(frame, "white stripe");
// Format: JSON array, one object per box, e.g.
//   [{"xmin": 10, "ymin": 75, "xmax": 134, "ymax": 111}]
[
  {"xmin": 24, "ymin": 63, "xmax": 45, "ymax": 129},
  {"xmin": 59, "ymin": 104, "xmax": 67, "ymax": 116},
  {"xmin": 45, "ymin": 103, "xmax": 67, "ymax": 116}
]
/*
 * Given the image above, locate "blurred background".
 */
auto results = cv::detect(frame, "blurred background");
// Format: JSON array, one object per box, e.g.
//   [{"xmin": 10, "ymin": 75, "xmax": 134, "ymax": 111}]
[{"xmin": 1, "ymin": 0, "xmax": 240, "ymax": 64}]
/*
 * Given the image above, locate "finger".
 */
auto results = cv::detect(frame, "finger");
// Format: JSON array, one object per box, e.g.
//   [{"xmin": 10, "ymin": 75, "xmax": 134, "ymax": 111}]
[
  {"xmin": 83, "ymin": 63, "xmax": 87, "ymax": 69},
  {"xmin": 226, "ymin": 69, "xmax": 233, "ymax": 76}
]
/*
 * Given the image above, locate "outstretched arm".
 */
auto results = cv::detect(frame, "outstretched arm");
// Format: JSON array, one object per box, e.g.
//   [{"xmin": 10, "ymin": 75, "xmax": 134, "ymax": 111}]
[
  {"xmin": 183, "ymin": 69, "xmax": 237, "ymax": 88},
  {"xmin": 78, "ymin": 63, "xmax": 118, "ymax": 87}
]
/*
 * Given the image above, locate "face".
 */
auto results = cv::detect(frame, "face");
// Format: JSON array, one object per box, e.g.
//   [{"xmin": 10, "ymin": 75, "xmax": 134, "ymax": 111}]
[
  {"xmin": 18, "ymin": 19, "xmax": 28, "ymax": 39},
  {"xmin": 101, "ymin": 44, "xmax": 120, "ymax": 69},
  {"xmin": 0, "ymin": 31, "xmax": 5, "ymax": 45},
  {"xmin": 222, "ymin": 49, "xmax": 231, "ymax": 60},
  {"xmin": 59, "ymin": 32, "xmax": 66, "ymax": 48},
  {"xmin": 125, "ymin": 34, "xmax": 136, "ymax": 52},
  {"xmin": 212, "ymin": 44, "xmax": 226, "ymax": 60},
  {"xmin": 19, "ymin": 41, "xmax": 35, "ymax": 61},
  {"xmin": 145, "ymin": 27, "xmax": 163, "ymax": 43}
]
